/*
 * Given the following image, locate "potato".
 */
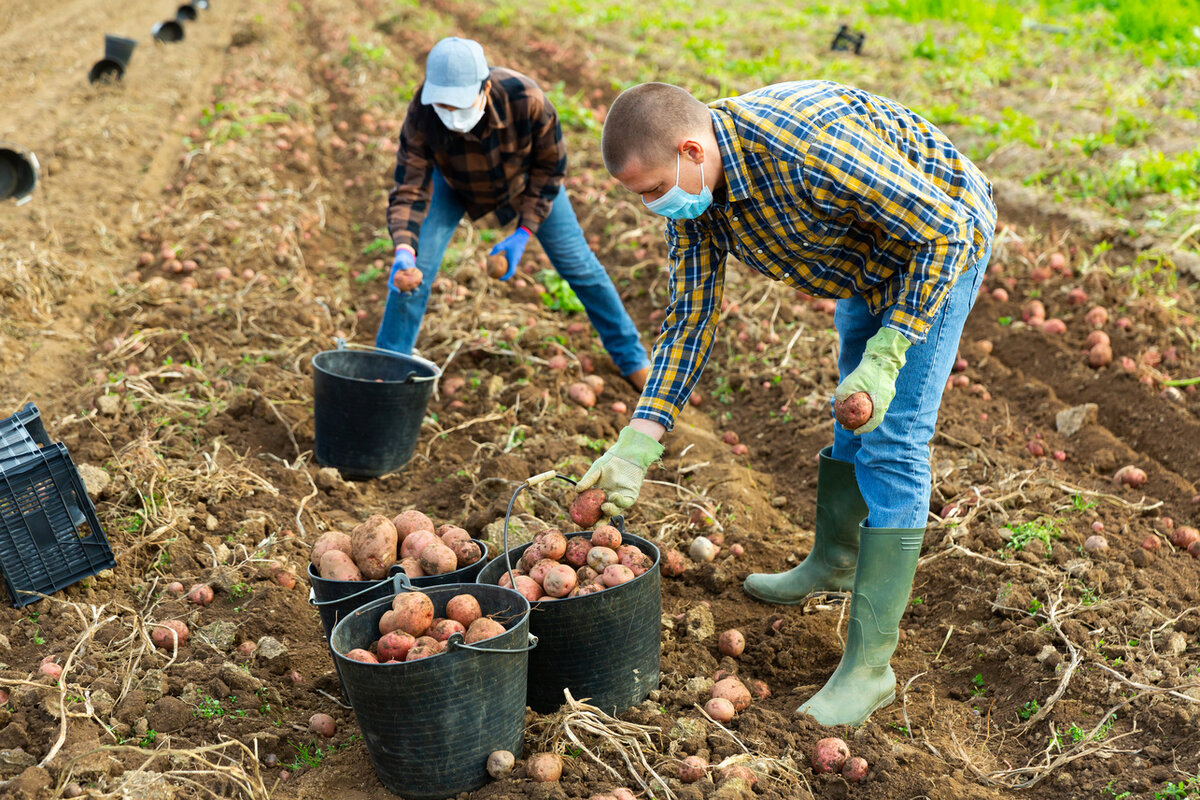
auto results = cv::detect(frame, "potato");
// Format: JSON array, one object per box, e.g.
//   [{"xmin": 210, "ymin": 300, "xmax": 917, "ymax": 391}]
[
  {"xmin": 526, "ymin": 558, "xmax": 556, "ymax": 586},
  {"xmin": 719, "ymin": 765, "xmax": 757, "ymax": 786},
  {"xmin": 842, "ymin": 756, "xmax": 868, "ymax": 783},
  {"xmin": 1171, "ymin": 526, "xmax": 1199, "ymax": 549},
  {"xmin": 689, "ymin": 536, "xmax": 717, "ymax": 563},
  {"xmin": 1041, "ymin": 317, "xmax": 1067, "ymax": 334},
  {"xmin": 152, "ymin": 620, "xmax": 189, "ymax": 650},
  {"xmin": 429, "ymin": 618, "xmax": 466, "ymax": 642},
  {"xmin": 564, "ymin": 536, "xmax": 592, "ymax": 567},
  {"xmin": 452, "ymin": 539, "xmax": 482, "ymax": 567},
  {"xmin": 1085, "ymin": 305, "xmax": 1108, "ymax": 327},
  {"xmin": 1113, "ymin": 465, "xmax": 1147, "ymax": 488},
  {"xmin": 401, "ymin": 530, "xmax": 438, "ymax": 561},
  {"xmin": 487, "ymin": 750, "xmax": 515, "ymax": 779},
  {"xmin": 618, "ymin": 548, "xmax": 653, "ymax": 576},
  {"xmin": 319, "ymin": 550, "xmax": 362, "ymax": 581},
  {"xmin": 750, "ymin": 679, "xmax": 771, "ymax": 700},
  {"xmin": 187, "ymin": 583, "xmax": 214, "ymax": 606},
  {"xmin": 39, "ymin": 660, "xmax": 62, "ymax": 680},
  {"xmin": 660, "ymin": 548, "xmax": 687, "ymax": 577},
  {"xmin": 419, "ymin": 541, "xmax": 458, "ymax": 575},
  {"xmin": 567, "ymin": 382, "xmax": 596, "ymax": 408},
  {"xmin": 310, "ymin": 530, "xmax": 352, "ymax": 568},
  {"xmin": 513, "ymin": 575, "xmax": 542, "ymax": 602},
  {"xmin": 834, "ymin": 392, "xmax": 873, "ymax": 430},
  {"xmin": 570, "ymin": 488, "xmax": 606, "ymax": 527},
  {"xmin": 712, "ymin": 677, "xmax": 751, "ymax": 711},
  {"xmin": 439, "ymin": 526, "xmax": 471, "ymax": 547},
  {"xmin": 309, "ymin": 713, "xmax": 336, "ymax": 738},
  {"xmin": 576, "ymin": 565, "xmax": 599, "ymax": 584},
  {"xmin": 446, "ymin": 594, "xmax": 482, "ymax": 627},
  {"xmin": 591, "ymin": 524, "xmax": 622, "ymax": 550},
  {"xmin": 486, "ymin": 253, "xmax": 508, "ymax": 279},
  {"xmin": 587, "ymin": 546, "xmax": 619, "ymax": 572},
  {"xmin": 166, "ymin": 581, "xmax": 185, "ymax": 597},
  {"xmin": 526, "ymin": 752, "xmax": 562, "ymax": 782},
  {"xmin": 391, "ymin": 592, "xmax": 434, "ymax": 637},
  {"xmin": 1021, "ymin": 299, "xmax": 1045, "ymax": 322},
  {"xmin": 520, "ymin": 543, "xmax": 546, "ymax": 571},
  {"xmin": 397, "ymin": 557, "xmax": 424, "ymax": 578},
  {"xmin": 679, "ymin": 755, "xmax": 707, "ymax": 783},
  {"xmin": 1084, "ymin": 534, "xmax": 1108, "ymax": 554},
  {"xmin": 392, "ymin": 267, "xmax": 422, "ymax": 292},
  {"xmin": 392, "ymin": 510, "xmax": 434, "ymax": 542},
  {"xmin": 379, "ymin": 609, "xmax": 402, "ymax": 636},
  {"xmin": 811, "ymin": 737, "xmax": 850, "ymax": 774},
  {"xmin": 351, "ymin": 514, "xmax": 398, "ymax": 580},
  {"xmin": 704, "ymin": 696, "xmax": 735, "ymax": 722},
  {"xmin": 236, "ymin": 640, "xmax": 257, "ymax": 658},
  {"xmin": 573, "ymin": 582, "xmax": 606, "ymax": 597},
  {"xmin": 1189, "ymin": 541, "xmax": 1200, "ymax": 559},
  {"xmin": 536, "ymin": 530, "xmax": 567, "ymax": 560},
  {"xmin": 406, "ymin": 643, "xmax": 440, "ymax": 661},
  {"xmin": 718, "ymin": 629, "xmax": 746, "ymax": 657},
  {"xmin": 466, "ymin": 617, "xmax": 507, "ymax": 644},
  {"xmin": 1086, "ymin": 330, "xmax": 1111, "ymax": 349},
  {"xmin": 602, "ymin": 564, "xmax": 635, "ymax": 587},
  {"xmin": 378, "ymin": 632, "xmax": 416, "ymax": 662},
  {"xmin": 543, "ymin": 564, "xmax": 578, "ymax": 598},
  {"xmin": 1087, "ymin": 341, "xmax": 1113, "ymax": 368}
]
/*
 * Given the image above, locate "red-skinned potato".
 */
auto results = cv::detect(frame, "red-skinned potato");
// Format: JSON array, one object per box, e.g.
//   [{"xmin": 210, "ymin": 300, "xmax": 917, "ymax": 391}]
[
  {"xmin": 377, "ymin": 632, "xmax": 416, "ymax": 662},
  {"xmin": 1088, "ymin": 341, "xmax": 1113, "ymax": 368},
  {"xmin": 720, "ymin": 765, "xmax": 757, "ymax": 786},
  {"xmin": 567, "ymin": 382, "xmax": 596, "ymax": 408},
  {"xmin": 392, "ymin": 510, "xmax": 434, "ymax": 541},
  {"xmin": 576, "ymin": 565, "xmax": 599, "ymax": 584},
  {"xmin": 526, "ymin": 752, "xmax": 563, "ymax": 782},
  {"xmin": 591, "ymin": 524, "xmax": 622, "ymax": 550},
  {"xmin": 392, "ymin": 267, "xmax": 421, "ymax": 292},
  {"xmin": 582, "ymin": 374, "xmax": 605, "ymax": 397},
  {"xmin": 602, "ymin": 564, "xmax": 635, "ymax": 587},
  {"xmin": 345, "ymin": 648, "xmax": 378, "ymax": 663},
  {"xmin": 485, "ymin": 254, "xmax": 508, "ymax": 279},
  {"xmin": 378, "ymin": 609, "xmax": 402, "ymax": 636},
  {"xmin": 570, "ymin": 489, "xmax": 606, "ymax": 527},
  {"xmin": 406, "ymin": 643, "xmax": 440, "ymax": 661},
  {"xmin": 812, "ymin": 737, "xmax": 850, "ymax": 774},
  {"xmin": 319, "ymin": 550, "xmax": 362, "ymax": 581},
  {"xmin": 309, "ymin": 713, "xmax": 336, "ymax": 737},
  {"xmin": 446, "ymin": 594, "xmax": 482, "ymax": 627},
  {"xmin": 152, "ymin": 620, "xmax": 189, "ymax": 650},
  {"xmin": 452, "ymin": 539, "xmax": 482, "ymax": 567},
  {"xmin": 679, "ymin": 755, "xmax": 707, "ymax": 783},
  {"xmin": 487, "ymin": 750, "xmax": 515, "ymax": 779},
  {"xmin": 310, "ymin": 531, "xmax": 352, "ymax": 568},
  {"xmin": 529, "ymin": 558, "xmax": 559, "ymax": 586},
  {"xmin": 187, "ymin": 583, "xmax": 214, "ymax": 606},
  {"xmin": 166, "ymin": 581, "xmax": 185, "ymax": 597},
  {"xmin": 1172, "ymin": 526, "xmax": 1199, "ymax": 549},
  {"xmin": 520, "ymin": 543, "xmax": 546, "ymax": 571},
  {"xmin": 842, "ymin": 756, "xmax": 869, "ymax": 782},
  {"xmin": 704, "ymin": 696, "xmax": 735, "ymax": 722},
  {"xmin": 1113, "ymin": 465, "xmax": 1148, "ymax": 488},
  {"xmin": 401, "ymin": 530, "xmax": 438, "ymax": 561},
  {"xmin": 536, "ymin": 530, "xmax": 567, "ymax": 560},
  {"xmin": 543, "ymin": 564, "xmax": 578, "ymax": 598},
  {"xmin": 588, "ymin": 546, "xmax": 619, "ymax": 572},
  {"xmin": 397, "ymin": 557, "xmax": 424, "ymax": 578},
  {"xmin": 439, "ymin": 526, "xmax": 471, "ymax": 547},
  {"xmin": 712, "ymin": 677, "xmax": 751, "ymax": 711},
  {"xmin": 419, "ymin": 541, "xmax": 458, "ymax": 575},
  {"xmin": 718, "ymin": 629, "xmax": 746, "ymax": 657},
  {"xmin": 429, "ymin": 618, "xmax": 466, "ymax": 642},
  {"xmin": 513, "ymin": 575, "xmax": 542, "ymax": 603},
  {"xmin": 391, "ymin": 592, "xmax": 434, "ymax": 637},
  {"xmin": 834, "ymin": 392, "xmax": 873, "ymax": 430},
  {"xmin": 660, "ymin": 548, "xmax": 687, "ymax": 577},
  {"xmin": 351, "ymin": 515, "xmax": 398, "ymax": 580},
  {"xmin": 564, "ymin": 536, "xmax": 592, "ymax": 567},
  {"xmin": 466, "ymin": 617, "xmax": 507, "ymax": 644}
]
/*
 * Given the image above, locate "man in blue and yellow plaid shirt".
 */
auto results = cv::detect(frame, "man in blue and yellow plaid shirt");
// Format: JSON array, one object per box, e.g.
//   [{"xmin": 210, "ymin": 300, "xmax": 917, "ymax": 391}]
[{"xmin": 579, "ymin": 81, "xmax": 996, "ymax": 726}]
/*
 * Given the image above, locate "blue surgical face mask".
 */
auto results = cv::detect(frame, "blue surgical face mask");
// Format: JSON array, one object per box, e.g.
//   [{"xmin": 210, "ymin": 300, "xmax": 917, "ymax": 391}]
[{"xmin": 643, "ymin": 153, "xmax": 713, "ymax": 219}]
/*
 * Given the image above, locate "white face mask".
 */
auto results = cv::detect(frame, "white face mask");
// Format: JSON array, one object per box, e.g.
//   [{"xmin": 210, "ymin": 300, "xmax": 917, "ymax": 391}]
[{"xmin": 435, "ymin": 92, "xmax": 486, "ymax": 133}]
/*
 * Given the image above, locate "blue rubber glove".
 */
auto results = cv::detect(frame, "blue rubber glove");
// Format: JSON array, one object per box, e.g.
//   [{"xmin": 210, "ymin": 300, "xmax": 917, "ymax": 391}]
[
  {"xmin": 388, "ymin": 245, "xmax": 416, "ymax": 294},
  {"xmin": 489, "ymin": 227, "xmax": 531, "ymax": 281}
]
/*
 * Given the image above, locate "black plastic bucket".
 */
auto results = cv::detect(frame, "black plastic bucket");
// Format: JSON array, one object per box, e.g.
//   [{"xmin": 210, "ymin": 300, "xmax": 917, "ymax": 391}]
[
  {"xmin": 0, "ymin": 143, "xmax": 39, "ymax": 205},
  {"xmin": 176, "ymin": 4, "xmax": 199, "ymax": 21},
  {"xmin": 330, "ymin": 583, "xmax": 535, "ymax": 799},
  {"xmin": 311, "ymin": 343, "xmax": 440, "ymax": 479},
  {"xmin": 88, "ymin": 34, "xmax": 137, "ymax": 84},
  {"xmin": 307, "ymin": 539, "xmax": 490, "ymax": 645},
  {"xmin": 477, "ymin": 523, "xmax": 661, "ymax": 714},
  {"xmin": 152, "ymin": 20, "xmax": 184, "ymax": 42}
]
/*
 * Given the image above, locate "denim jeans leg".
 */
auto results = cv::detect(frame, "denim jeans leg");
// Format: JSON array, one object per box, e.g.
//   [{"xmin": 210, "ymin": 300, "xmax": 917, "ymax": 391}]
[
  {"xmin": 837, "ymin": 246, "xmax": 991, "ymax": 528},
  {"xmin": 375, "ymin": 169, "xmax": 466, "ymax": 355},
  {"xmin": 535, "ymin": 186, "xmax": 650, "ymax": 376}
]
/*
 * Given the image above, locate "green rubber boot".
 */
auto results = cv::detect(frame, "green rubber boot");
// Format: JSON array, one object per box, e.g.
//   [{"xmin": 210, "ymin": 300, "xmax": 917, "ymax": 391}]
[
  {"xmin": 795, "ymin": 524, "xmax": 924, "ymax": 726},
  {"xmin": 743, "ymin": 447, "xmax": 868, "ymax": 604}
]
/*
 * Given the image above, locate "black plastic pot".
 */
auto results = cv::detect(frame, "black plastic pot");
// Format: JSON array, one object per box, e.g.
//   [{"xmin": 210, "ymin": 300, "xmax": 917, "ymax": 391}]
[
  {"xmin": 307, "ymin": 539, "xmax": 490, "ymax": 645},
  {"xmin": 88, "ymin": 34, "xmax": 137, "ymax": 84},
  {"xmin": 477, "ymin": 521, "xmax": 661, "ymax": 714},
  {"xmin": 175, "ymin": 4, "xmax": 199, "ymax": 21},
  {"xmin": 151, "ymin": 20, "xmax": 184, "ymax": 43},
  {"xmin": 330, "ymin": 583, "xmax": 535, "ymax": 800},
  {"xmin": 0, "ymin": 142, "xmax": 39, "ymax": 205},
  {"xmin": 311, "ymin": 343, "xmax": 440, "ymax": 479}
]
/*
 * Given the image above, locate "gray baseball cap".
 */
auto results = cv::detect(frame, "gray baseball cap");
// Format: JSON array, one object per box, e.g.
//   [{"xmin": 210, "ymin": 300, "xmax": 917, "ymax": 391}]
[{"xmin": 421, "ymin": 37, "xmax": 489, "ymax": 108}]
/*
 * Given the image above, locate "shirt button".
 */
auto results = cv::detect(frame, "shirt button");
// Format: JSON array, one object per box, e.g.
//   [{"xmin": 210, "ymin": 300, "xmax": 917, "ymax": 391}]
[
  {"xmin": 732, "ymin": 215, "xmax": 738, "ymax": 221},
  {"xmin": 756, "ymin": 248, "xmax": 763, "ymax": 253}
]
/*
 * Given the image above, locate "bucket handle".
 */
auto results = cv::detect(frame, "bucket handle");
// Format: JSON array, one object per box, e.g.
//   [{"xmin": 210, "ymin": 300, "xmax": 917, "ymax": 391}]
[
  {"xmin": 445, "ymin": 631, "xmax": 539, "ymax": 654},
  {"xmin": 309, "ymin": 569, "xmax": 414, "ymax": 608},
  {"xmin": 333, "ymin": 338, "xmax": 440, "ymax": 384},
  {"xmin": 500, "ymin": 470, "xmax": 625, "ymax": 591}
]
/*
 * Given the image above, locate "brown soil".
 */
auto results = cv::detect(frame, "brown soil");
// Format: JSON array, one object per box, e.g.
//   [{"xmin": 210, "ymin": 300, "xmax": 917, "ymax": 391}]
[{"xmin": 0, "ymin": 1, "xmax": 1197, "ymax": 800}]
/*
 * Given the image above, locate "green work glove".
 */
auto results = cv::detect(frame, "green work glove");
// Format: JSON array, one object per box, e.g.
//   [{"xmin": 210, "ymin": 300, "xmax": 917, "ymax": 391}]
[
  {"xmin": 834, "ymin": 327, "xmax": 912, "ymax": 435},
  {"xmin": 577, "ymin": 426, "xmax": 665, "ymax": 517}
]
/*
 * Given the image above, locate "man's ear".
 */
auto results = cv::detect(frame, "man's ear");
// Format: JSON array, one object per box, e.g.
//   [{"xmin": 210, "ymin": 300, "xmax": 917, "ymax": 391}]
[{"xmin": 680, "ymin": 139, "xmax": 706, "ymax": 163}]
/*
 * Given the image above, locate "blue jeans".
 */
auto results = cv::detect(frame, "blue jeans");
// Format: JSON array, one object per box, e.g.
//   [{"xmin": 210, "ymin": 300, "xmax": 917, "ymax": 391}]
[
  {"xmin": 831, "ymin": 244, "xmax": 991, "ymax": 528},
  {"xmin": 376, "ymin": 170, "xmax": 650, "ymax": 376}
]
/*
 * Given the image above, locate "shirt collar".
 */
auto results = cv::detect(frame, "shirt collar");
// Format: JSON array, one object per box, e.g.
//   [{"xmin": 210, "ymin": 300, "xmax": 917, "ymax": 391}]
[{"xmin": 710, "ymin": 108, "xmax": 752, "ymax": 204}]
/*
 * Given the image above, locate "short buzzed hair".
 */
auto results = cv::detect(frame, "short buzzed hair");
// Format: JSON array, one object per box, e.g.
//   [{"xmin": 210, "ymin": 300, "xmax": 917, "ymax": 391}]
[{"xmin": 602, "ymin": 83, "xmax": 711, "ymax": 174}]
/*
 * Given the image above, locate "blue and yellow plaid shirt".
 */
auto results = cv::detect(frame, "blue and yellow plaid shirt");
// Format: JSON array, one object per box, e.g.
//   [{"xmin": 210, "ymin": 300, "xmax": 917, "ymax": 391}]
[{"xmin": 635, "ymin": 81, "xmax": 996, "ymax": 431}]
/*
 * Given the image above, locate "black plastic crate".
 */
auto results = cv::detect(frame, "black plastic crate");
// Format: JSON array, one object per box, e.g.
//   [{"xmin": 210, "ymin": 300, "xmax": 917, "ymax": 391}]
[
  {"xmin": 0, "ymin": 443, "xmax": 116, "ymax": 607},
  {"xmin": 0, "ymin": 402, "xmax": 51, "ymax": 467}
]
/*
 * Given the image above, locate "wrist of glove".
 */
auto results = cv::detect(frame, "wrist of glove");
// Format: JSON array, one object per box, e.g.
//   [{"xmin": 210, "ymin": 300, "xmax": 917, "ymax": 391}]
[
  {"xmin": 489, "ymin": 227, "xmax": 531, "ymax": 281},
  {"xmin": 576, "ymin": 426, "xmax": 665, "ymax": 517},
  {"xmin": 834, "ymin": 327, "xmax": 911, "ymax": 435}
]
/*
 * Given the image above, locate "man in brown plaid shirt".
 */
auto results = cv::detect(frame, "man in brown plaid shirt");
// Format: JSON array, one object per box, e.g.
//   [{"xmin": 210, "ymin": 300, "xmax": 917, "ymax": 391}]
[{"xmin": 379, "ymin": 37, "xmax": 650, "ymax": 388}]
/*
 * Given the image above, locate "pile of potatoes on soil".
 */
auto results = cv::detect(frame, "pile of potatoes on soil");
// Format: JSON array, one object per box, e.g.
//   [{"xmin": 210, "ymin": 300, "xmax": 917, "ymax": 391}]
[{"xmin": 311, "ymin": 510, "xmax": 483, "ymax": 581}]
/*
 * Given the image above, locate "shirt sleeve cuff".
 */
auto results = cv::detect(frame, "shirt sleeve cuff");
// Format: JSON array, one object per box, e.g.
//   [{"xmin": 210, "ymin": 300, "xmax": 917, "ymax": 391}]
[
  {"xmin": 881, "ymin": 308, "xmax": 929, "ymax": 345},
  {"xmin": 632, "ymin": 400, "xmax": 681, "ymax": 433}
]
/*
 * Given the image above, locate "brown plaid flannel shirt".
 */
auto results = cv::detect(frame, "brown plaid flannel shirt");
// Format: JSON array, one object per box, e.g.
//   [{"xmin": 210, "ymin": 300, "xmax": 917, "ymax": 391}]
[{"xmin": 386, "ymin": 67, "xmax": 567, "ymax": 251}]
